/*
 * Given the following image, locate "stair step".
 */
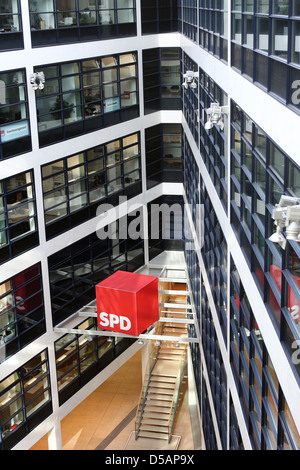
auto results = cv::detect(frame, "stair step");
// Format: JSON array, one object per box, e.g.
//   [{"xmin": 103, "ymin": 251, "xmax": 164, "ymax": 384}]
[
  {"xmin": 162, "ymin": 323, "xmax": 188, "ymax": 328},
  {"xmin": 159, "ymin": 344, "xmax": 186, "ymax": 348},
  {"xmin": 150, "ymin": 375, "xmax": 176, "ymax": 386},
  {"xmin": 149, "ymin": 381, "xmax": 176, "ymax": 390},
  {"xmin": 146, "ymin": 398, "xmax": 172, "ymax": 407},
  {"xmin": 159, "ymin": 346, "xmax": 185, "ymax": 352},
  {"xmin": 147, "ymin": 389, "xmax": 173, "ymax": 397},
  {"xmin": 140, "ymin": 424, "xmax": 169, "ymax": 433},
  {"xmin": 151, "ymin": 374, "xmax": 177, "ymax": 383},
  {"xmin": 138, "ymin": 431, "xmax": 169, "ymax": 440},
  {"xmin": 143, "ymin": 405, "xmax": 170, "ymax": 415},
  {"xmin": 163, "ymin": 326, "xmax": 187, "ymax": 332},
  {"xmin": 141, "ymin": 418, "xmax": 169, "ymax": 426},
  {"xmin": 158, "ymin": 352, "xmax": 184, "ymax": 358},
  {"xmin": 142, "ymin": 411, "xmax": 170, "ymax": 420},
  {"xmin": 158, "ymin": 354, "xmax": 183, "ymax": 361},
  {"xmin": 152, "ymin": 360, "xmax": 179, "ymax": 377}
]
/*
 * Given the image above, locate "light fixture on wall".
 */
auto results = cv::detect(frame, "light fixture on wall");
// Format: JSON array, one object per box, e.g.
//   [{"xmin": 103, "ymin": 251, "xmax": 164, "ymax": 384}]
[
  {"xmin": 204, "ymin": 103, "xmax": 229, "ymax": 131},
  {"xmin": 30, "ymin": 72, "xmax": 45, "ymax": 90},
  {"xmin": 182, "ymin": 70, "xmax": 199, "ymax": 90},
  {"xmin": 269, "ymin": 195, "xmax": 300, "ymax": 249}
]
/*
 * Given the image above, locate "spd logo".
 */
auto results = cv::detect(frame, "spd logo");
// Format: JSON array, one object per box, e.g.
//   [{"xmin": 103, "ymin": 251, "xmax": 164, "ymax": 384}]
[{"xmin": 98, "ymin": 312, "xmax": 131, "ymax": 331}]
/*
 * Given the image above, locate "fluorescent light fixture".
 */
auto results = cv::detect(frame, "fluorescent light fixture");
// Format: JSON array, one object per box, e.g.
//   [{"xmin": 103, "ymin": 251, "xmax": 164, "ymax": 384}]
[
  {"xmin": 57, "ymin": 354, "xmax": 67, "ymax": 362},
  {"xmin": 0, "ymin": 396, "xmax": 12, "ymax": 406},
  {"xmin": 27, "ymin": 377, "xmax": 37, "ymax": 386}
]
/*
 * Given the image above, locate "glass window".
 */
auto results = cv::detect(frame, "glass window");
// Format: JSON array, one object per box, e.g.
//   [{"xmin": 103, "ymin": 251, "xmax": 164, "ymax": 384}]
[
  {"xmin": 42, "ymin": 132, "xmax": 141, "ymax": 236},
  {"xmin": 0, "ymin": 172, "xmax": 38, "ymax": 263},
  {"xmin": 273, "ymin": 0, "xmax": 289, "ymax": 15},
  {"xmin": 36, "ymin": 51, "xmax": 138, "ymax": 143},
  {"xmin": 272, "ymin": 19, "xmax": 288, "ymax": 60},
  {"xmin": 256, "ymin": 17, "xmax": 269, "ymax": 52},
  {"xmin": 0, "ymin": 0, "xmax": 21, "ymax": 32},
  {"xmin": 291, "ymin": 21, "xmax": 300, "ymax": 64},
  {"xmin": 0, "ymin": 350, "xmax": 51, "ymax": 449},
  {"xmin": 29, "ymin": 0, "xmax": 56, "ymax": 30},
  {"xmin": 0, "ymin": 264, "xmax": 45, "ymax": 363},
  {"xmin": 287, "ymin": 161, "xmax": 300, "ymax": 197},
  {"xmin": 254, "ymin": 125, "xmax": 267, "ymax": 161},
  {"xmin": 0, "ymin": 70, "xmax": 31, "ymax": 159},
  {"xmin": 293, "ymin": 0, "xmax": 300, "ymax": 16},
  {"xmin": 269, "ymin": 144, "xmax": 285, "ymax": 182},
  {"xmin": 257, "ymin": 0, "xmax": 269, "ymax": 14}
]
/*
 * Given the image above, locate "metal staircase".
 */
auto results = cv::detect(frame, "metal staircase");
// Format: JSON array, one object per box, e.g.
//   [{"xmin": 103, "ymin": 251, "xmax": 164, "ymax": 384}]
[{"xmin": 135, "ymin": 280, "xmax": 189, "ymax": 442}]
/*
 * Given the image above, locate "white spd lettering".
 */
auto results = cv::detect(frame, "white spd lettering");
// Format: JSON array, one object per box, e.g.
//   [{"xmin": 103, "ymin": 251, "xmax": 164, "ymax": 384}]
[{"xmin": 99, "ymin": 312, "xmax": 131, "ymax": 331}]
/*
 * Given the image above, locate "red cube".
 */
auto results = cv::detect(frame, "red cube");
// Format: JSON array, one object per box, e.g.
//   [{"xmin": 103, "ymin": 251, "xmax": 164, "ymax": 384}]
[{"xmin": 96, "ymin": 270, "xmax": 159, "ymax": 336}]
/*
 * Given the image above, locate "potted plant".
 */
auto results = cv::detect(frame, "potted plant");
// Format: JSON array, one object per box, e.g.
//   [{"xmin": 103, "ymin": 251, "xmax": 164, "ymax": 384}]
[{"xmin": 50, "ymin": 96, "xmax": 75, "ymax": 121}]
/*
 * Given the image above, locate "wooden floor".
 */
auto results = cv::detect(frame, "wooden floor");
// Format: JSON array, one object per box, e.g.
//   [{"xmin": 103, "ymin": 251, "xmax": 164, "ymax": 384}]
[{"xmin": 31, "ymin": 350, "xmax": 195, "ymax": 451}]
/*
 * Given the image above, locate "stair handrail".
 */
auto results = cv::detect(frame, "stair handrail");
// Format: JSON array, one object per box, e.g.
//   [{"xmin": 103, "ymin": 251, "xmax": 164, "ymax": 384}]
[
  {"xmin": 135, "ymin": 341, "xmax": 161, "ymax": 438},
  {"xmin": 166, "ymin": 344, "xmax": 188, "ymax": 443}
]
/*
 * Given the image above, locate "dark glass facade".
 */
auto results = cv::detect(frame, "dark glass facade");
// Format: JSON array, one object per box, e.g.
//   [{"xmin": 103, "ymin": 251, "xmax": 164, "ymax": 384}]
[
  {"xmin": 145, "ymin": 123, "xmax": 183, "ymax": 189},
  {"xmin": 42, "ymin": 131, "xmax": 141, "ymax": 239},
  {"xmin": 140, "ymin": 0, "xmax": 178, "ymax": 35},
  {"xmin": 49, "ymin": 217, "xmax": 145, "ymax": 326},
  {"xmin": 35, "ymin": 52, "xmax": 139, "ymax": 146},
  {"xmin": 230, "ymin": 100, "xmax": 300, "ymax": 378},
  {"xmin": 0, "ymin": 350, "xmax": 52, "ymax": 450},
  {"xmin": 231, "ymin": 0, "xmax": 300, "ymax": 114},
  {"xmin": 0, "ymin": 264, "xmax": 46, "ymax": 363},
  {"xmin": 55, "ymin": 317, "xmax": 135, "ymax": 405},
  {"xmin": 0, "ymin": 171, "xmax": 39, "ymax": 265},
  {"xmin": 143, "ymin": 48, "xmax": 182, "ymax": 115},
  {"xmin": 0, "ymin": 69, "xmax": 31, "ymax": 160},
  {"xmin": 29, "ymin": 0, "xmax": 137, "ymax": 46},
  {"xmin": 0, "ymin": 0, "xmax": 23, "ymax": 52}
]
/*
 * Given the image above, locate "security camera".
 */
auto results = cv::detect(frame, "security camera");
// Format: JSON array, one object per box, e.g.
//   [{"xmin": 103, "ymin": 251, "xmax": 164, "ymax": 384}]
[
  {"xmin": 30, "ymin": 72, "xmax": 45, "ymax": 90},
  {"xmin": 182, "ymin": 70, "xmax": 199, "ymax": 89},
  {"xmin": 205, "ymin": 103, "xmax": 228, "ymax": 131},
  {"xmin": 205, "ymin": 120, "xmax": 214, "ymax": 130},
  {"xmin": 278, "ymin": 195, "xmax": 300, "ymax": 208},
  {"xmin": 269, "ymin": 197, "xmax": 300, "ymax": 248},
  {"xmin": 285, "ymin": 205, "xmax": 300, "ymax": 241}
]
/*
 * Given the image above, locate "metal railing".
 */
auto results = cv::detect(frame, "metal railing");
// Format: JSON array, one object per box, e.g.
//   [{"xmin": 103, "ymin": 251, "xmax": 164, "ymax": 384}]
[
  {"xmin": 167, "ymin": 344, "xmax": 187, "ymax": 442},
  {"xmin": 135, "ymin": 341, "xmax": 161, "ymax": 439}
]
